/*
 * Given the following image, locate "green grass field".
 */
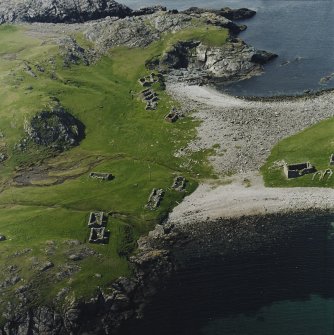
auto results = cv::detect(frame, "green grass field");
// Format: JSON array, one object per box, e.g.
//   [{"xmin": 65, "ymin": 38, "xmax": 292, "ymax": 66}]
[
  {"xmin": 0, "ymin": 23, "xmax": 229, "ymax": 311},
  {"xmin": 262, "ymin": 117, "xmax": 334, "ymax": 187}
]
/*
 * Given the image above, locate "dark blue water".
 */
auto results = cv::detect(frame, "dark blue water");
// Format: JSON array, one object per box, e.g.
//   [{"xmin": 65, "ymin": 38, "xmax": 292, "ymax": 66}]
[
  {"xmin": 123, "ymin": 0, "xmax": 334, "ymax": 96},
  {"xmin": 118, "ymin": 217, "xmax": 334, "ymax": 335}
]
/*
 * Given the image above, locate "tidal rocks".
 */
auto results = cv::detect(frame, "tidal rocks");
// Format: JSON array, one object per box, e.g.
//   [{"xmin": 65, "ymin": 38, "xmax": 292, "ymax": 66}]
[
  {"xmin": 0, "ymin": 0, "xmax": 132, "ymax": 24},
  {"xmin": 251, "ymin": 50, "xmax": 278, "ymax": 65},
  {"xmin": 132, "ymin": 5, "xmax": 167, "ymax": 16},
  {"xmin": 220, "ymin": 7, "xmax": 256, "ymax": 20},
  {"xmin": 24, "ymin": 106, "xmax": 85, "ymax": 151},
  {"xmin": 182, "ymin": 6, "xmax": 256, "ymax": 21}
]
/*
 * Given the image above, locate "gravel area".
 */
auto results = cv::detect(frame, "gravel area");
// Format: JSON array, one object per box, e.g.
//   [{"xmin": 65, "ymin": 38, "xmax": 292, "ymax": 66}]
[
  {"xmin": 168, "ymin": 83, "xmax": 334, "ymax": 174},
  {"xmin": 168, "ymin": 172, "xmax": 334, "ymax": 225},
  {"xmin": 167, "ymin": 83, "xmax": 334, "ymax": 223}
]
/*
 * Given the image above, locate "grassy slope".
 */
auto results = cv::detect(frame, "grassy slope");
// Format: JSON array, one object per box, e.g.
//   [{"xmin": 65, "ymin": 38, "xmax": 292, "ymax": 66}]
[
  {"xmin": 0, "ymin": 24, "xmax": 228, "ymax": 309},
  {"xmin": 262, "ymin": 117, "xmax": 334, "ymax": 187}
]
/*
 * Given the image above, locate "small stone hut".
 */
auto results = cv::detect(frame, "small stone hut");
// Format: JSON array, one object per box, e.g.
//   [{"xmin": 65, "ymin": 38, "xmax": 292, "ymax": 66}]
[{"xmin": 283, "ymin": 162, "xmax": 315, "ymax": 179}]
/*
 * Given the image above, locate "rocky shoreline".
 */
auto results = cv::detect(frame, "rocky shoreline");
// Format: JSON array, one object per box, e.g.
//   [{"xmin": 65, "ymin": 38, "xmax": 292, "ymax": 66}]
[{"xmin": 3, "ymin": 207, "xmax": 331, "ymax": 334}]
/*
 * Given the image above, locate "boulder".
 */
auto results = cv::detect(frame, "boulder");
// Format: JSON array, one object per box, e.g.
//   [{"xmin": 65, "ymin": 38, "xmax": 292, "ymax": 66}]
[{"xmin": 251, "ymin": 50, "xmax": 278, "ymax": 65}]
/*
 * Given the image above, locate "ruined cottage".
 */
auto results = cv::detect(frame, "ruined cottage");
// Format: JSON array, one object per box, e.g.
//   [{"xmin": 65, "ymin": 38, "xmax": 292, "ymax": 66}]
[
  {"xmin": 283, "ymin": 162, "xmax": 315, "ymax": 179},
  {"xmin": 88, "ymin": 211, "xmax": 106, "ymax": 228},
  {"xmin": 89, "ymin": 227, "xmax": 108, "ymax": 244},
  {"xmin": 165, "ymin": 111, "xmax": 179, "ymax": 123},
  {"xmin": 146, "ymin": 188, "xmax": 164, "ymax": 210},
  {"xmin": 330, "ymin": 154, "xmax": 334, "ymax": 165},
  {"xmin": 89, "ymin": 172, "xmax": 113, "ymax": 181},
  {"xmin": 172, "ymin": 176, "xmax": 186, "ymax": 191}
]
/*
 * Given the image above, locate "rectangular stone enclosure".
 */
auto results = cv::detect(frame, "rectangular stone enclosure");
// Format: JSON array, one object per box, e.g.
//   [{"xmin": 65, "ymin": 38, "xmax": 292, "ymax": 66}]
[
  {"xmin": 89, "ymin": 172, "xmax": 113, "ymax": 181},
  {"xmin": 330, "ymin": 154, "xmax": 334, "ymax": 165},
  {"xmin": 145, "ymin": 188, "xmax": 164, "ymax": 210},
  {"xmin": 172, "ymin": 176, "xmax": 186, "ymax": 191},
  {"xmin": 89, "ymin": 227, "xmax": 108, "ymax": 244},
  {"xmin": 88, "ymin": 211, "xmax": 107, "ymax": 228},
  {"xmin": 165, "ymin": 112, "xmax": 179, "ymax": 123},
  {"xmin": 283, "ymin": 162, "xmax": 315, "ymax": 179}
]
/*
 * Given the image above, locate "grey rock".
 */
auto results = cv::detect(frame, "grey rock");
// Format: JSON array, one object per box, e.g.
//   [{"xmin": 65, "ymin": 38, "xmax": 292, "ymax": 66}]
[
  {"xmin": 251, "ymin": 50, "xmax": 278, "ymax": 65},
  {"xmin": 182, "ymin": 6, "xmax": 256, "ymax": 21},
  {"xmin": 39, "ymin": 261, "xmax": 54, "ymax": 272},
  {"xmin": 0, "ymin": 0, "xmax": 132, "ymax": 24},
  {"xmin": 132, "ymin": 5, "xmax": 166, "ymax": 16},
  {"xmin": 58, "ymin": 36, "xmax": 94, "ymax": 66},
  {"xmin": 24, "ymin": 104, "xmax": 85, "ymax": 151},
  {"xmin": 68, "ymin": 254, "xmax": 82, "ymax": 261},
  {"xmin": 32, "ymin": 307, "xmax": 63, "ymax": 334},
  {"xmin": 220, "ymin": 7, "xmax": 256, "ymax": 20},
  {"xmin": 163, "ymin": 39, "xmax": 277, "ymax": 85}
]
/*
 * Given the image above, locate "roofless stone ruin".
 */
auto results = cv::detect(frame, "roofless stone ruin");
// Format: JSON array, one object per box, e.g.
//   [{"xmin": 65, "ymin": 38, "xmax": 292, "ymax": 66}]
[
  {"xmin": 283, "ymin": 162, "xmax": 315, "ymax": 179},
  {"xmin": 87, "ymin": 211, "xmax": 109, "ymax": 243},
  {"xmin": 89, "ymin": 172, "xmax": 113, "ymax": 181},
  {"xmin": 146, "ymin": 188, "xmax": 164, "ymax": 210},
  {"xmin": 172, "ymin": 176, "xmax": 186, "ymax": 191}
]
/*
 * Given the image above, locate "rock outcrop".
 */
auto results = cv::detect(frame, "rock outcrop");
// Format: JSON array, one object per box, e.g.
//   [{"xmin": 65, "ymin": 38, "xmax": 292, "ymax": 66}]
[
  {"xmin": 24, "ymin": 105, "xmax": 85, "ymax": 151},
  {"xmin": 182, "ymin": 6, "xmax": 256, "ymax": 21},
  {"xmin": 132, "ymin": 5, "xmax": 167, "ymax": 16},
  {"xmin": 0, "ymin": 0, "xmax": 132, "ymax": 24},
  {"xmin": 0, "ymin": 231, "xmax": 175, "ymax": 335},
  {"xmin": 162, "ymin": 38, "xmax": 277, "ymax": 84}
]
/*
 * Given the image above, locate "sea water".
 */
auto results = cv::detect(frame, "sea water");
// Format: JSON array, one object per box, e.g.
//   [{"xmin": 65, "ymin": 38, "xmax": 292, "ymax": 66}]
[{"xmin": 119, "ymin": 217, "xmax": 334, "ymax": 335}]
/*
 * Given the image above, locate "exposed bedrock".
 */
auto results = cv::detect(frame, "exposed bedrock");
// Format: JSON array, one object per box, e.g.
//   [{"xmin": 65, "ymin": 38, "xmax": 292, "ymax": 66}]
[
  {"xmin": 182, "ymin": 6, "xmax": 256, "ymax": 21},
  {"xmin": 22, "ymin": 105, "xmax": 85, "ymax": 151},
  {"xmin": 0, "ymin": 244, "xmax": 174, "ymax": 334},
  {"xmin": 4, "ymin": 211, "xmax": 329, "ymax": 334},
  {"xmin": 161, "ymin": 39, "xmax": 277, "ymax": 84},
  {"xmin": 0, "ymin": 0, "xmax": 132, "ymax": 24}
]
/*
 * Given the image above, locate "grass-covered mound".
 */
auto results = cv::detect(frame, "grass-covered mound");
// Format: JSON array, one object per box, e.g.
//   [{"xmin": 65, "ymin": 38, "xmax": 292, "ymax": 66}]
[
  {"xmin": 262, "ymin": 117, "xmax": 334, "ymax": 187},
  {"xmin": 0, "ymin": 23, "xmax": 228, "ymax": 312}
]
